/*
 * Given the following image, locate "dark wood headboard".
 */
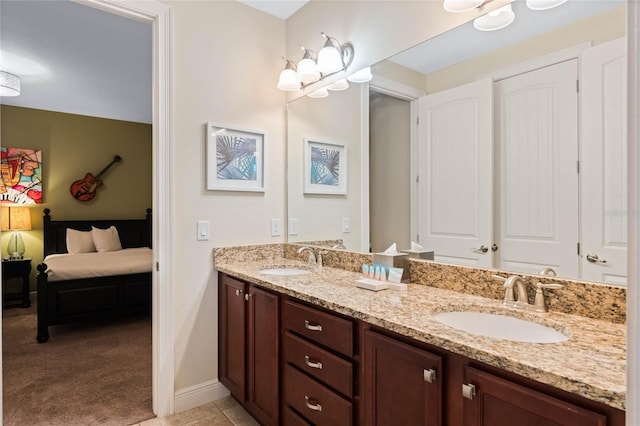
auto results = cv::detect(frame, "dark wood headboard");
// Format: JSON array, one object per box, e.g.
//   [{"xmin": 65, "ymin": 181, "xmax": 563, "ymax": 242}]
[{"xmin": 42, "ymin": 208, "xmax": 152, "ymax": 257}]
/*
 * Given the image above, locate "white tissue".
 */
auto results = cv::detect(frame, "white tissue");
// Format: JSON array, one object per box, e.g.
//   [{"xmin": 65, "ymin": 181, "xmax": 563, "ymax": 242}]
[
  {"xmin": 384, "ymin": 243, "xmax": 399, "ymax": 255},
  {"xmin": 411, "ymin": 241, "xmax": 424, "ymax": 251}
]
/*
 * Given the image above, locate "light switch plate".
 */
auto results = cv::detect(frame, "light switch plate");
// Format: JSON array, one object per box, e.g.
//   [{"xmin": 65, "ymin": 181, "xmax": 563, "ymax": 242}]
[
  {"xmin": 289, "ymin": 218, "xmax": 299, "ymax": 236},
  {"xmin": 342, "ymin": 217, "xmax": 351, "ymax": 233},
  {"xmin": 197, "ymin": 220, "xmax": 210, "ymax": 241},
  {"xmin": 271, "ymin": 219, "xmax": 281, "ymax": 236}
]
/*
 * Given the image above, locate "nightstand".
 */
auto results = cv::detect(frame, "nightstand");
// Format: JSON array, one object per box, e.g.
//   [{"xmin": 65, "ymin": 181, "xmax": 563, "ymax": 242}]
[{"xmin": 2, "ymin": 258, "xmax": 32, "ymax": 308}]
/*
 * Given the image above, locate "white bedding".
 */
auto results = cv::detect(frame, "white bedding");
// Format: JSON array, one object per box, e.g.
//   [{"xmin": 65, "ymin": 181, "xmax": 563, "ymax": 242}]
[{"xmin": 44, "ymin": 247, "xmax": 153, "ymax": 282}]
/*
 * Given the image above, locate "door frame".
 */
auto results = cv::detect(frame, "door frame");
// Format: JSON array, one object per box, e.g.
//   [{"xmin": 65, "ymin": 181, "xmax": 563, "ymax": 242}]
[{"xmin": 76, "ymin": 0, "xmax": 174, "ymax": 417}]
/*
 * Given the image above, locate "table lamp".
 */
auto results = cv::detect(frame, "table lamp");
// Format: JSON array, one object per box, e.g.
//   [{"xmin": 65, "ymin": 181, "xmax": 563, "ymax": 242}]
[{"xmin": 1, "ymin": 206, "xmax": 32, "ymax": 259}]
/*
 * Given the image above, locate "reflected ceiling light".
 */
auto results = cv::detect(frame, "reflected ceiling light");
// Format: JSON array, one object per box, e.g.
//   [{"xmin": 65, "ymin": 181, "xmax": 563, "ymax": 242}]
[
  {"xmin": 526, "ymin": 0, "xmax": 568, "ymax": 10},
  {"xmin": 0, "ymin": 71, "xmax": 21, "ymax": 97},
  {"xmin": 473, "ymin": 4, "xmax": 515, "ymax": 31},
  {"xmin": 347, "ymin": 67, "xmax": 373, "ymax": 83},
  {"xmin": 307, "ymin": 87, "xmax": 329, "ymax": 98},
  {"xmin": 277, "ymin": 59, "xmax": 301, "ymax": 91},
  {"xmin": 443, "ymin": 0, "xmax": 485, "ymax": 13},
  {"xmin": 327, "ymin": 78, "xmax": 349, "ymax": 91},
  {"xmin": 296, "ymin": 47, "xmax": 320, "ymax": 84}
]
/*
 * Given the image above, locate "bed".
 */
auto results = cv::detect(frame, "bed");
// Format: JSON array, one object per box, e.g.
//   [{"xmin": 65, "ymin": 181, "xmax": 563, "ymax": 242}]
[{"xmin": 35, "ymin": 208, "xmax": 152, "ymax": 343}]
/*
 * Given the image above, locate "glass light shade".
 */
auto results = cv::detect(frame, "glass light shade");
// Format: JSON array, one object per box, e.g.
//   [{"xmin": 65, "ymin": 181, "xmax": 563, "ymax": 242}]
[
  {"xmin": 317, "ymin": 41, "xmax": 343, "ymax": 74},
  {"xmin": 0, "ymin": 71, "xmax": 21, "ymax": 97},
  {"xmin": 347, "ymin": 67, "xmax": 373, "ymax": 83},
  {"xmin": 277, "ymin": 68, "xmax": 301, "ymax": 91},
  {"xmin": 297, "ymin": 58, "xmax": 320, "ymax": 84},
  {"xmin": 443, "ymin": 0, "xmax": 485, "ymax": 13},
  {"xmin": 473, "ymin": 4, "xmax": 515, "ymax": 31},
  {"xmin": 526, "ymin": 0, "xmax": 568, "ymax": 10},
  {"xmin": 308, "ymin": 87, "xmax": 329, "ymax": 98},
  {"xmin": 327, "ymin": 79, "xmax": 349, "ymax": 91},
  {"xmin": 7, "ymin": 231, "xmax": 25, "ymax": 260}
]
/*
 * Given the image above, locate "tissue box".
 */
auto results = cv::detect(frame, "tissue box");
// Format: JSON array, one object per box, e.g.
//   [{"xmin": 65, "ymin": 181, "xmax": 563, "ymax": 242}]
[
  {"xmin": 373, "ymin": 252, "xmax": 410, "ymax": 283},
  {"xmin": 400, "ymin": 249, "xmax": 434, "ymax": 260}
]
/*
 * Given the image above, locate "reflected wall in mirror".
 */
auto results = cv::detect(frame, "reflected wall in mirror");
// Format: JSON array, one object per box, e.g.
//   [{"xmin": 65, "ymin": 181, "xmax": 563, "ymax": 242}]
[{"xmin": 286, "ymin": 0, "xmax": 627, "ymax": 285}]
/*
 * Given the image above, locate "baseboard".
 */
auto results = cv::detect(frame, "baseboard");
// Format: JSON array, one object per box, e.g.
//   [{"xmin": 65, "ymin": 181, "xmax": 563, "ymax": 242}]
[{"xmin": 174, "ymin": 379, "xmax": 230, "ymax": 413}]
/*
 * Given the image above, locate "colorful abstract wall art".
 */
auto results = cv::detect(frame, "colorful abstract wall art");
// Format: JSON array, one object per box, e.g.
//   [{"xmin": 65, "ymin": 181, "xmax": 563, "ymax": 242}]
[{"xmin": 0, "ymin": 147, "xmax": 43, "ymax": 204}]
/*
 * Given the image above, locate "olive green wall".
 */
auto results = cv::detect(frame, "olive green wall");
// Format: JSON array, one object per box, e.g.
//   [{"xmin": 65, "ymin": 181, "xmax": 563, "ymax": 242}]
[{"xmin": 0, "ymin": 105, "xmax": 152, "ymax": 289}]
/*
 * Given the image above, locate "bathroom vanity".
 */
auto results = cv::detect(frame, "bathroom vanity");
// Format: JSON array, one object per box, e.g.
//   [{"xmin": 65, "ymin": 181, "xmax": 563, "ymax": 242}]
[{"xmin": 215, "ymin": 244, "xmax": 625, "ymax": 426}]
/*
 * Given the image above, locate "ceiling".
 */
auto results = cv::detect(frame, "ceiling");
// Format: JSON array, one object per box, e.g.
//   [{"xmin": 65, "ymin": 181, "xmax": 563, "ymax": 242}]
[{"xmin": 0, "ymin": 0, "xmax": 625, "ymax": 125}]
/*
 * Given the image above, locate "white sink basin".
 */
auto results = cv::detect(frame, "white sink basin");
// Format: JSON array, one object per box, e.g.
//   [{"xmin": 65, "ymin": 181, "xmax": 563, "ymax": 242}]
[
  {"xmin": 258, "ymin": 267, "xmax": 312, "ymax": 276},
  {"xmin": 432, "ymin": 311, "xmax": 568, "ymax": 343}
]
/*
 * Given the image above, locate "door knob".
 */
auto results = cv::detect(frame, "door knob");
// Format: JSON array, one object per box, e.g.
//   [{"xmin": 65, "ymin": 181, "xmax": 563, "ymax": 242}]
[
  {"xmin": 586, "ymin": 254, "xmax": 607, "ymax": 264},
  {"xmin": 471, "ymin": 245, "xmax": 489, "ymax": 253}
]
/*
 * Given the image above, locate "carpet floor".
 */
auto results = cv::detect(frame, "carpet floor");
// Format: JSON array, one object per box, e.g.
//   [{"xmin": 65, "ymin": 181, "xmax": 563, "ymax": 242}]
[{"xmin": 2, "ymin": 301, "xmax": 154, "ymax": 426}]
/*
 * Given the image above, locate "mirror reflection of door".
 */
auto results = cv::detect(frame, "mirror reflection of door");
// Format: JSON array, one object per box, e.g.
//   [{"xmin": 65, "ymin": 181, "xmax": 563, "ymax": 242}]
[{"xmin": 369, "ymin": 92, "xmax": 412, "ymax": 253}]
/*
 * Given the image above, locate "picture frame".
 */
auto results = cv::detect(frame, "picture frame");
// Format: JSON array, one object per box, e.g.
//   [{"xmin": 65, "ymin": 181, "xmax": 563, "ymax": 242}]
[
  {"xmin": 206, "ymin": 122, "xmax": 265, "ymax": 192},
  {"xmin": 304, "ymin": 138, "xmax": 347, "ymax": 195}
]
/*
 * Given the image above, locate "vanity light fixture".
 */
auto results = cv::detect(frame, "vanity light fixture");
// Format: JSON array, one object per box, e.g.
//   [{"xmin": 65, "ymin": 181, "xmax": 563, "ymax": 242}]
[
  {"xmin": 443, "ymin": 0, "xmax": 485, "ymax": 13},
  {"xmin": 0, "ymin": 71, "xmax": 21, "ymax": 97},
  {"xmin": 307, "ymin": 87, "xmax": 329, "ymax": 98},
  {"xmin": 473, "ymin": 4, "xmax": 515, "ymax": 31},
  {"xmin": 277, "ymin": 32, "xmax": 354, "ymax": 93},
  {"xmin": 327, "ymin": 78, "xmax": 349, "ymax": 91},
  {"xmin": 526, "ymin": 0, "xmax": 568, "ymax": 11}
]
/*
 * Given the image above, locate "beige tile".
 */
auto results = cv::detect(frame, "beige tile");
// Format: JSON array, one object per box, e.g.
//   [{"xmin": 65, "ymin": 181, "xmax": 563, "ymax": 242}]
[
  {"xmin": 214, "ymin": 395, "xmax": 240, "ymax": 412},
  {"xmin": 222, "ymin": 405, "xmax": 259, "ymax": 426}
]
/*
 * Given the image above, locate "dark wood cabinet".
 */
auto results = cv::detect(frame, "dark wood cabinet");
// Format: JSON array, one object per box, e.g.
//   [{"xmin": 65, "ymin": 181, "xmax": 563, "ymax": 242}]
[
  {"xmin": 218, "ymin": 274, "xmax": 279, "ymax": 425},
  {"xmin": 363, "ymin": 329, "xmax": 442, "ymax": 426},
  {"xmin": 462, "ymin": 366, "xmax": 607, "ymax": 426}
]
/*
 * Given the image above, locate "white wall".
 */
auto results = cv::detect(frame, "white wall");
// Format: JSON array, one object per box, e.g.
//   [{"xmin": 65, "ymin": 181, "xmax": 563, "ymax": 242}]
[{"xmin": 167, "ymin": 0, "xmax": 286, "ymax": 392}]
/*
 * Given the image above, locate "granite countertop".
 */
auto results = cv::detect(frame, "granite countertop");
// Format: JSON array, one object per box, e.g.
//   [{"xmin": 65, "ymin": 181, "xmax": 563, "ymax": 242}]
[{"xmin": 215, "ymin": 258, "xmax": 626, "ymax": 411}]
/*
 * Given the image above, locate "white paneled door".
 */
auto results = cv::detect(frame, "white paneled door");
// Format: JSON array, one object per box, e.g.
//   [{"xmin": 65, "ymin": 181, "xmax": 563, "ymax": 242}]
[
  {"xmin": 494, "ymin": 60, "xmax": 579, "ymax": 278},
  {"xmin": 580, "ymin": 38, "xmax": 628, "ymax": 285},
  {"xmin": 418, "ymin": 78, "xmax": 493, "ymax": 267}
]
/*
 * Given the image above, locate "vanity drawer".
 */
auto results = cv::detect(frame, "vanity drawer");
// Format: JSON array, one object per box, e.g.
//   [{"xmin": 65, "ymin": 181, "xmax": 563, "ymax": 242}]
[
  {"xmin": 283, "ymin": 405, "xmax": 312, "ymax": 426},
  {"xmin": 283, "ymin": 300, "xmax": 354, "ymax": 357},
  {"xmin": 283, "ymin": 331, "xmax": 353, "ymax": 397},
  {"xmin": 284, "ymin": 364, "xmax": 353, "ymax": 426}
]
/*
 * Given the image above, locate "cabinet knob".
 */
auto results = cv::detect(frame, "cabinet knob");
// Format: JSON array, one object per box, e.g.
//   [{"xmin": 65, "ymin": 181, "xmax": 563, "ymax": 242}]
[
  {"xmin": 304, "ymin": 320, "xmax": 323, "ymax": 332},
  {"xmin": 235, "ymin": 289, "xmax": 243, "ymax": 297},
  {"xmin": 304, "ymin": 355, "xmax": 323, "ymax": 370},
  {"xmin": 462, "ymin": 383, "xmax": 476, "ymax": 400},
  {"xmin": 244, "ymin": 293, "xmax": 253, "ymax": 301},
  {"xmin": 304, "ymin": 395, "xmax": 322, "ymax": 412},
  {"xmin": 423, "ymin": 368, "xmax": 437, "ymax": 384}
]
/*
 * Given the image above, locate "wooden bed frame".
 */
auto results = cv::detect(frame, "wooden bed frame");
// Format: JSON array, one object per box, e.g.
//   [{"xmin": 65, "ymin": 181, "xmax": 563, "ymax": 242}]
[{"xmin": 35, "ymin": 208, "xmax": 152, "ymax": 343}]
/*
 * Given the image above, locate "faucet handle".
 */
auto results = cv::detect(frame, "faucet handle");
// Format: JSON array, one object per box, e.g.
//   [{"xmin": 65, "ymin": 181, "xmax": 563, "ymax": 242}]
[
  {"xmin": 491, "ymin": 274, "xmax": 506, "ymax": 282},
  {"xmin": 533, "ymin": 282, "xmax": 562, "ymax": 312}
]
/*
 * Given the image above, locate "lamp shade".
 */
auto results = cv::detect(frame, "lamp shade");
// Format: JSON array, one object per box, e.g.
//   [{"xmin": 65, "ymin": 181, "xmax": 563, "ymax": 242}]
[
  {"xmin": 0, "ymin": 71, "xmax": 21, "ymax": 97},
  {"xmin": 297, "ymin": 57, "xmax": 321, "ymax": 84},
  {"xmin": 1, "ymin": 206, "xmax": 32, "ymax": 231},
  {"xmin": 327, "ymin": 78, "xmax": 349, "ymax": 91},
  {"xmin": 317, "ymin": 36, "xmax": 343, "ymax": 74},
  {"xmin": 308, "ymin": 87, "xmax": 329, "ymax": 98},
  {"xmin": 443, "ymin": 0, "xmax": 485, "ymax": 13},
  {"xmin": 473, "ymin": 4, "xmax": 515, "ymax": 31},
  {"xmin": 277, "ymin": 68, "xmax": 301, "ymax": 91},
  {"xmin": 347, "ymin": 67, "xmax": 373, "ymax": 83},
  {"xmin": 526, "ymin": 0, "xmax": 568, "ymax": 10}
]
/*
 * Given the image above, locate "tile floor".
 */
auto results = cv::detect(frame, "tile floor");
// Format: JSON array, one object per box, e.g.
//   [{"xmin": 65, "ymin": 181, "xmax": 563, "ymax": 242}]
[{"xmin": 133, "ymin": 396, "xmax": 259, "ymax": 426}]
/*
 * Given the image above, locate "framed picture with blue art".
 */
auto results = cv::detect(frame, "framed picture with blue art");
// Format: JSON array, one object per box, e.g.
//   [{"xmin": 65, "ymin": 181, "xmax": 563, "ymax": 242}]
[
  {"xmin": 304, "ymin": 138, "xmax": 347, "ymax": 195},
  {"xmin": 206, "ymin": 122, "xmax": 265, "ymax": 192}
]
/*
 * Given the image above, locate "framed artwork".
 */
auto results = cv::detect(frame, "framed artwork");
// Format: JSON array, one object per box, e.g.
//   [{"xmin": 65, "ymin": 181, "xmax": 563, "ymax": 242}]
[
  {"xmin": 304, "ymin": 138, "xmax": 347, "ymax": 195},
  {"xmin": 0, "ymin": 147, "xmax": 43, "ymax": 205},
  {"xmin": 206, "ymin": 122, "xmax": 265, "ymax": 192}
]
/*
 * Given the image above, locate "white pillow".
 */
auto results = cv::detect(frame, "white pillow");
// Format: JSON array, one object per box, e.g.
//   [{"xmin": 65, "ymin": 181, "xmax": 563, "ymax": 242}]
[
  {"xmin": 91, "ymin": 226, "xmax": 123, "ymax": 252},
  {"xmin": 66, "ymin": 228, "xmax": 97, "ymax": 254}
]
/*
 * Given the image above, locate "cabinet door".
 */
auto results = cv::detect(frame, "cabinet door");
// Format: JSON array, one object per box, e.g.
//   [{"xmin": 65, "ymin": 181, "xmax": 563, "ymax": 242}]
[
  {"xmin": 219, "ymin": 275, "xmax": 246, "ymax": 401},
  {"xmin": 463, "ymin": 366, "xmax": 606, "ymax": 426},
  {"xmin": 363, "ymin": 330, "xmax": 442, "ymax": 426},
  {"xmin": 246, "ymin": 285, "xmax": 279, "ymax": 425}
]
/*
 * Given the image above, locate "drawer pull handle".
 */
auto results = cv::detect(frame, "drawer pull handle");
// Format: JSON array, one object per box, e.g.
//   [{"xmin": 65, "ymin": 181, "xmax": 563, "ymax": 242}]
[
  {"xmin": 304, "ymin": 320, "xmax": 323, "ymax": 332},
  {"xmin": 462, "ymin": 383, "xmax": 476, "ymax": 400},
  {"xmin": 423, "ymin": 368, "xmax": 436, "ymax": 383},
  {"xmin": 235, "ymin": 289, "xmax": 243, "ymax": 296},
  {"xmin": 304, "ymin": 395, "xmax": 322, "ymax": 412},
  {"xmin": 304, "ymin": 355, "xmax": 323, "ymax": 369}
]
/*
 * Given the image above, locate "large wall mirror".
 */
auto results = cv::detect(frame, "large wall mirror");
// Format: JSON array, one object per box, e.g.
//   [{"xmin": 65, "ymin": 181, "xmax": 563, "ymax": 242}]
[{"xmin": 286, "ymin": 0, "xmax": 627, "ymax": 285}]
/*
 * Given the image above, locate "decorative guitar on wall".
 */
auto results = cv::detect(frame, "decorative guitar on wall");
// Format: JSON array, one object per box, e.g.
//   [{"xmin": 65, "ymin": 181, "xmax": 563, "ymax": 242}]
[{"xmin": 70, "ymin": 155, "xmax": 122, "ymax": 201}]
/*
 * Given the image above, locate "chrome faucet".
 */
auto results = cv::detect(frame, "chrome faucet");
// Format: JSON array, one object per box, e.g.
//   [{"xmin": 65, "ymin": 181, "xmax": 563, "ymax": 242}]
[
  {"xmin": 492, "ymin": 274, "xmax": 562, "ymax": 312},
  {"xmin": 297, "ymin": 246, "xmax": 328, "ymax": 269}
]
